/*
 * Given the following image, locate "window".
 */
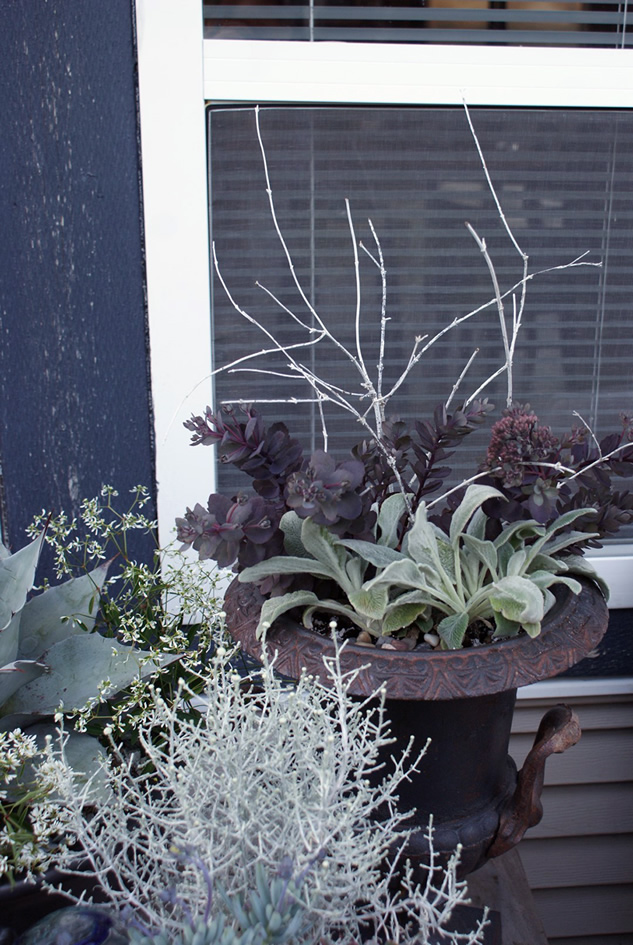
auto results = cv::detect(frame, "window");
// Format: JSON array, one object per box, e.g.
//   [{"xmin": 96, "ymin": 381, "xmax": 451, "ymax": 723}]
[
  {"xmin": 203, "ymin": 1, "xmax": 633, "ymax": 47},
  {"xmin": 136, "ymin": 1, "xmax": 633, "ymax": 627}
]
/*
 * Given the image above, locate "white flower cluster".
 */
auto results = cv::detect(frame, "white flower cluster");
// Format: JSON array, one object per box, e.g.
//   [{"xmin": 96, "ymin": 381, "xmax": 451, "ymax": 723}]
[
  {"xmin": 35, "ymin": 648, "xmax": 487, "ymax": 945},
  {"xmin": 0, "ymin": 731, "xmax": 72, "ymax": 878},
  {"xmin": 0, "ymin": 731, "xmax": 38, "ymax": 788}
]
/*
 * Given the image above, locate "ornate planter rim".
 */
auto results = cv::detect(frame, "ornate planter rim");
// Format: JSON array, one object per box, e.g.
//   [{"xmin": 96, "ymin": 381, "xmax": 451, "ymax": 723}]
[{"xmin": 225, "ymin": 576, "xmax": 609, "ymax": 700}]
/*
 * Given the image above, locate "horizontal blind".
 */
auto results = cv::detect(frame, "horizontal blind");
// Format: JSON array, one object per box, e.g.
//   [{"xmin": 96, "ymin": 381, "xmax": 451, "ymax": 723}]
[
  {"xmin": 203, "ymin": 2, "xmax": 632, "ymax": 47},
  {"xmin": 207, "ymin": 106, "xmax": 633, "ymax": 532}
]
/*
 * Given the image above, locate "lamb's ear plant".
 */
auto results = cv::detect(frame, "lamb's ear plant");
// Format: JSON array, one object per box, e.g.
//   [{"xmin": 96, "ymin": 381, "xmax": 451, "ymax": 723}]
[
  {"xmin": 34, "ymin": 645, "xmax": 488, "ymax": 945},
  {"xmin": 240, "ymin": 484, "xmax": 605, "ymax": 648}
]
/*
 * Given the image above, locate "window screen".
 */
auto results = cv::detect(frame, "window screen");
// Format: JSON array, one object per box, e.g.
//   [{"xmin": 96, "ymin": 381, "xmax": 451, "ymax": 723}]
[
  {"xmin": 208, "ymin": 106, "xmax": 633, "ymax": 532},
  {"xmin": 203, "ymin": 2, "xmax": 632, "ymax": 47}
]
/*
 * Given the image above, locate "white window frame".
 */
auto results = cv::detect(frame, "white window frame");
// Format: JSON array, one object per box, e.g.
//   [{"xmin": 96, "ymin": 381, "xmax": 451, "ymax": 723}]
[{"xmin": 135, "ymin": 0, "xmax": 633, "ymax": 653}]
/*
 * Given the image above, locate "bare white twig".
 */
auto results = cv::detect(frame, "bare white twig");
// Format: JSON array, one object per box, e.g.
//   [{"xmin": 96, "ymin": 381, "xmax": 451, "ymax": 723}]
[{"xmin": 446, "ymin": 348, "xmax": 479, "ymax": 411}]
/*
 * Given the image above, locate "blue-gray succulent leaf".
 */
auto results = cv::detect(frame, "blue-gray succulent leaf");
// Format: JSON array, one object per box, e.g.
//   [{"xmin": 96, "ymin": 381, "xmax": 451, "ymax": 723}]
[
  {"xmin": 0, "ymin": 659, "xmax": 48, "ymax": 709},
  {"xmin": 0, "ymin": 530, "xmax": 44, "ymax": 631},
  {"xmin": 1, "ymin": 635, "xmax": 179, "ymax": 718},
  {"xmin": 17, "ymin": 560, "xmax": 111, "ymax": 660}
]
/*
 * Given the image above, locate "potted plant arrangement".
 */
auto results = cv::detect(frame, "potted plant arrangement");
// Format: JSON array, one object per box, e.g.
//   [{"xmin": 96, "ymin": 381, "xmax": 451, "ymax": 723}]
[
  {"xmin": 177, "ymin": 107, "xmax": 633, "ymax": 877},
  {"xmin": 0, "ymin": 487, "xmax": 226, "ymax": 934}
]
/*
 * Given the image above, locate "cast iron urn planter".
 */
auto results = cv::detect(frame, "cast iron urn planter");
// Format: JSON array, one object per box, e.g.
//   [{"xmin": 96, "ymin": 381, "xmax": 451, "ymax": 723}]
[{"xmin": 225, "ymin": 576, "xmax": 609, "ymax": 878}]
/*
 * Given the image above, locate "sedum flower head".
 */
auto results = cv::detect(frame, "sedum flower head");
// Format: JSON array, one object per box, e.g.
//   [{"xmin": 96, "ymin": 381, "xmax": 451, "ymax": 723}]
[{"xmin": 486, "ymin": 403, "xmax": 559, "ymax": 487}]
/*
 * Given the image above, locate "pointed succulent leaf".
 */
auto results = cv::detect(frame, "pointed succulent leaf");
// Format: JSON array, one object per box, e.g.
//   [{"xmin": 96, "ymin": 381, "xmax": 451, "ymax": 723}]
[
  {"xmin": 489, "ymin": 575, "xmax": 545, "ymax": 628},
  {"xmin": 382, "ymin": 602, "xmax": 428, "ymax": 635},
  {"xmin": 449, "ymin": 485, "xmax": 504, "ymax": 548},
  {"xmin": 437, "ymin": 612, "xmax": 470, "ymax": 650},
  {"xmin": 0, "ymin": 531, "xmax": 44, "ymax": 631},
  {"xmin": 0, "ymin": 635, "xmax": 180, "ymax": 717},
  {"xmin": 0, "ymin": 612, "xmax": 21, "ymax": 666},
  {"xmin": 377, "ymin": 492, "xmax": 409, "ymax": 548},
  {"xmin": 255, "ymin": 591, "xmax": 321, "ymax": 639},
  {"xmin": 17, "ymin": 561, "xmax": 111, "ymax": 659},
  {"xmin": 0, "ymin": 660, "xmax": 47, "ymax": 708}
]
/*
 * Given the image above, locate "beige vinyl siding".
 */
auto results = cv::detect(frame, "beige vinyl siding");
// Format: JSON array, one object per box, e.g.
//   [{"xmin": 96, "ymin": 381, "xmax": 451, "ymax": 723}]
[{"xmin": 510, "ymin": 692, "xmax": 633, "ymax": 942}]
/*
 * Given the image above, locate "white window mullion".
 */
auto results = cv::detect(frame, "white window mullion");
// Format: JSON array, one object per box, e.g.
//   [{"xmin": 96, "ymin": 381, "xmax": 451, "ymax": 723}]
[
  {"xmin": 203, "ymin": 40, "xmax": 633, "ymax": 107},
  {"xmin": 137, "ymin": 0, "xmax": 214, "ymax": 547}
]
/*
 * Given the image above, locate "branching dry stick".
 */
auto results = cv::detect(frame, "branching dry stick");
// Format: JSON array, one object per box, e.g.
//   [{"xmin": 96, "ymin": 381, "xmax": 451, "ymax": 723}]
[
  {"xmin": 445, "ymin": 348, "xmax": 479, "ymax": 411},
  {"xmin": 466, "ymin": 222, "xmax": 514, "ymax": 404},
  {"xmin": 192, "ymin": 108, "xmax": 605, "ymax": 506},
  {"xmin": 361, "ymin": 218, "xmax": 389, "ymax": 415}
]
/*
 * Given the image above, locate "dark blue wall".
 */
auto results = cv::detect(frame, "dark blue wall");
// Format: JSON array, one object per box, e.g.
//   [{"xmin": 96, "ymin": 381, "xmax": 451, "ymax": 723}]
[{"xmin": 0, "ymin": 0, "xmax": 155, "ymax": 554}]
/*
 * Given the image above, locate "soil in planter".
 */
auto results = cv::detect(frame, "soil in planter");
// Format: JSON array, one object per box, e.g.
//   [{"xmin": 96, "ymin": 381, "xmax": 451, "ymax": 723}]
[{"xmin": 308, "ymin": 610, "xmax": 511, "ymax": 651}]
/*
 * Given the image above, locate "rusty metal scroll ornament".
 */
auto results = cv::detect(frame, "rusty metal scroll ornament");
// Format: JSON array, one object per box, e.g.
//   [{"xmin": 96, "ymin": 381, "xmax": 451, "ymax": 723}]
[{"xmin": 488, "ymin": 704, "xmax": 582, "ymax": 858}]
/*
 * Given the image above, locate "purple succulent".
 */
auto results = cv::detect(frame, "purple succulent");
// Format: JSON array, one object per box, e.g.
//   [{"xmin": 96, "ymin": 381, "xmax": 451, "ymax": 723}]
[
  {"xmin": 184, "ymin": 405, "xmax": 303, "ymax": 500},
  {"xmin": 286, "ymin": 450, "xmax": 364, "ymax": 525},
  {"xmin": 176, "ymin": 493, "xmax": 279, "ymax": 568}
]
